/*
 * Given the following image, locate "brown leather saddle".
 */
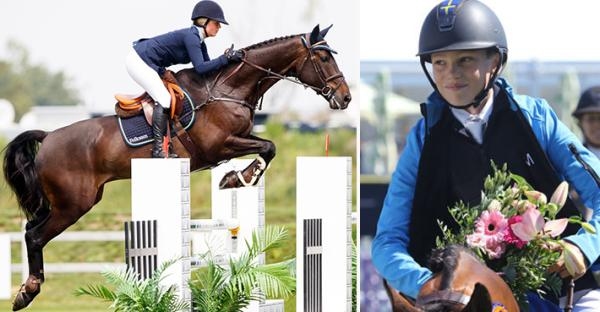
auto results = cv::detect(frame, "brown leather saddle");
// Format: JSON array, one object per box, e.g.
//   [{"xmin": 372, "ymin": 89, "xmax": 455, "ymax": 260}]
[{"xmin": 114, "ymin": 71, "xmax": 185, "ymax": 124}]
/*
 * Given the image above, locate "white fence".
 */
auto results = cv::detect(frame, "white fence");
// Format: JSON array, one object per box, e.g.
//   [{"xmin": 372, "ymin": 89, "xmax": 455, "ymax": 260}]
[{"xmin": 0, "ymin": 230, "xmax": 124, "ymax": 300}]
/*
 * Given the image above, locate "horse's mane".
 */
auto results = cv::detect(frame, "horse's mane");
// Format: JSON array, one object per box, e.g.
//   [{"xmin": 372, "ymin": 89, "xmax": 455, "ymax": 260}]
[
  {"xmin": 242, "ymin": 34, "xmax": 303, "ymax": 51},
  {"xmin": 427, "ymin": 245, "xmax": 477, "ymax": 291}
]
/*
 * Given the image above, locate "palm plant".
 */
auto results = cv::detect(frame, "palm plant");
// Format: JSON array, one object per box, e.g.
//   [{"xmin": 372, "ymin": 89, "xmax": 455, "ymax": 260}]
[
  {"xmin": 75, "ymin": 259, "xmax": 189, "ymax": 312},
  {"xmin": 190, "ymin": 225, "xmax": 296, "ymax": 312}
]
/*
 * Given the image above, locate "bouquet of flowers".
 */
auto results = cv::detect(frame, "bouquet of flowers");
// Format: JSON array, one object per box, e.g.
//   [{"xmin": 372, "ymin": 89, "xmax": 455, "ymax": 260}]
[{"xmin": 436, "ymin": 162, "xmax": 595, "ymax": 305}]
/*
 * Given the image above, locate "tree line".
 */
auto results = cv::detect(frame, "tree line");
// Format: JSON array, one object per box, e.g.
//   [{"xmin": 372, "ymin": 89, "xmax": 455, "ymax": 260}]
[{"xmin": 0, "ymin": 40, "xmax": 80, "ymax": 122}]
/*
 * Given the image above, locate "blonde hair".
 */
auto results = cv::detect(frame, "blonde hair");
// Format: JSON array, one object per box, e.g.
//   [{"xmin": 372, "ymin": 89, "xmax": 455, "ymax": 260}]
[{"xmin": 194, "ymin": 17, "xmax": 208, "ymax": 27}]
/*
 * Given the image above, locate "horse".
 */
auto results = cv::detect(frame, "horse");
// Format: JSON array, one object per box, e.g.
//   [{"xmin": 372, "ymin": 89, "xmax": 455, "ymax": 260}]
[
  {"xmin": 2, "ymin": 24, "xmax": 351, "ymax": 311},
  {"xmin": 384, "ymin": 245, "xmax": 519, "ymax": 312}
]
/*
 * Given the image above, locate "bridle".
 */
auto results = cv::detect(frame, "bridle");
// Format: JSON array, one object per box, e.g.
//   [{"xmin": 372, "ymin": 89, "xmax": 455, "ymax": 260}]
[
  {"xmin": 198, "ymin": 33, "xmax": 345, "ymax": 111},
  {"xmin": 415, "ymin": 288, "xmax": 471, "ymax": 309},
  {"xmin": 235, "ymin": 34, "xmax": 345, "ymax": 109}
]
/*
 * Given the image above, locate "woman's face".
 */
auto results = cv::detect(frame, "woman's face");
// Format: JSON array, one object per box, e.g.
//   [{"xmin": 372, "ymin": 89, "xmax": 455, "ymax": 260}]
[
  {"xmin": 204, "ymin": 20, "xmax": 221, "ymax": 37},
  {"xmin": 579, "ymin": 113, "xmax": 600, "ymax": 147},
  {"xmin": 430, "ymin": 49, "xmax": 499, "ymax": 109}
]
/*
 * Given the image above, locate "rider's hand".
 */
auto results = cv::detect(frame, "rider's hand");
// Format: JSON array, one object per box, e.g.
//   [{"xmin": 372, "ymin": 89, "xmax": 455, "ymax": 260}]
[
  {"xmin": 224, "ymin": 44, "xmax": 244, "ymax": 63},
  {"xmin": 548, "ymin": 241, "xmax": 588, "ymax": 280}
]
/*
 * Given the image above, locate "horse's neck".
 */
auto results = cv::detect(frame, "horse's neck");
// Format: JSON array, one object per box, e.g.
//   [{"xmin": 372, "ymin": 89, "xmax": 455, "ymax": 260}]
[
  {"xmin": 238, "ymin": 37, "xmax": 304, "ymax": 95},
  {"xmin": 178, "ymin": 36, "xmax": 304, "ymax": 104}
]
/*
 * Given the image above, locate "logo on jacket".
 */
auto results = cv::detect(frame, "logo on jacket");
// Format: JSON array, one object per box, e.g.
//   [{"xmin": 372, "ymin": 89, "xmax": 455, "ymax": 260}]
[{"xmin": 525, "ymin": 153, "xmax": 535, "ymax": 167}]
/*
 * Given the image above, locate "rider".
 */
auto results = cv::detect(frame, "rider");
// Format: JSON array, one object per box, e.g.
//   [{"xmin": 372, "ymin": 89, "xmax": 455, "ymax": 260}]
[
  {"xmin": 573, "ymin": 86, "xmax": 600, "ymax": 159},
  {"xmin": 126, "ymin": 0, "xmax": 244, "ymax": 158},
  {"xmin": 371, "ymin": 0, "xmax": 600, "ymax": 310}
]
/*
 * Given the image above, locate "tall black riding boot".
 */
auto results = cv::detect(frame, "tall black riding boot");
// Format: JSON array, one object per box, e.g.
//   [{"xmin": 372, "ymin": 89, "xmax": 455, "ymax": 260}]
[{"xmin": 151, "ymin": 104, "xmax": 167, "ymax": 158}]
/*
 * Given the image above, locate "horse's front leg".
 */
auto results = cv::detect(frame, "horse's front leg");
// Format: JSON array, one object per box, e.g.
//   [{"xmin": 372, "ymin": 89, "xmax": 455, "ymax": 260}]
[{"xmin": 219, "ymin": 134, "xmax": 276, "ymax": 189}]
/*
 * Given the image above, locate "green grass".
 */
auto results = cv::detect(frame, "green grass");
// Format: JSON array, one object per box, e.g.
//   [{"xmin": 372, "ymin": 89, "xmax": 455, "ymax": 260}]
[{"xmin": 0, "ymin": 121, "xmax": 356, "ymax": 311}]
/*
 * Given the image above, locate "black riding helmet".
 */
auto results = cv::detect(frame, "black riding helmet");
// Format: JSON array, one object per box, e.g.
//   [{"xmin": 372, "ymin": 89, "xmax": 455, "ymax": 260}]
[
  {"xmin": 573, "ymin": 86, "xmax": 600, "ymax": 118},
  {"xmin": 418, "ymin": 0, "xmax": 508, "ymax": 109},
  {"xmin": 191, "ymin": 0, "xmax": 229, "ymax": 25}
]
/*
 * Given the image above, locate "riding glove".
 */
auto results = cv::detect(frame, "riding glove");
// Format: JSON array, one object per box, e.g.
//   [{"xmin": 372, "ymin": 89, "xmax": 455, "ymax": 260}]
[{"xmin": 224, "ymin": 44, "xmax": 244, "ymax": 63}]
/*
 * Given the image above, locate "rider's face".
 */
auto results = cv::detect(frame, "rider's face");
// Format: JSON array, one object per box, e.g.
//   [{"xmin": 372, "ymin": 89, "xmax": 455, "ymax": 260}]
[
  {"xmin": 580, "ymin": 113, "xmax": 600, "ymax": 147},
  {"xmin": 205, "ymin": 20, "xmax": 221, "ymax": 37},
  {"xmin": 430, "ymin": 49, "xmax": 499, "ymax": 111}
]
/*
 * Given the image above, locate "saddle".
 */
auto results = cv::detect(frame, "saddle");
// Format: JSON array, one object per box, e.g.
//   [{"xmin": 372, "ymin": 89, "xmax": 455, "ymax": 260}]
[{"xmin": 114, "ymin": 70, "xmax": 185, "ymax": 124}]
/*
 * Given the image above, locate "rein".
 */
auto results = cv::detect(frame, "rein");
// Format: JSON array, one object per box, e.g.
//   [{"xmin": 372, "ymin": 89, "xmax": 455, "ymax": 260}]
[{"xmin": 182, "ymin": 33, "xmax": 345, "ymax": 117}]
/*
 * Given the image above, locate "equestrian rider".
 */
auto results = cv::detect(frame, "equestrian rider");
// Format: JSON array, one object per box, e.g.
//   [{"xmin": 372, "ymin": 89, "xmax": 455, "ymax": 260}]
[
  {"xmin": 573, "ymin": 86, "xmax": 600, "ymax": 159},
  {"xmin": 371, "ymin": 0, "xmax": 600, "ymax": 310},
  {"xmin": 126, "ymin": 0, "xmax": 243, "ymax": 158}
]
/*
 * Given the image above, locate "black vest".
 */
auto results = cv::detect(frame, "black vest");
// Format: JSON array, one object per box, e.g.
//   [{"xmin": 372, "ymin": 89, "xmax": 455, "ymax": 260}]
[{"xmin": 407, "ymin": 89, "xmax": 594, "ymax": 293}]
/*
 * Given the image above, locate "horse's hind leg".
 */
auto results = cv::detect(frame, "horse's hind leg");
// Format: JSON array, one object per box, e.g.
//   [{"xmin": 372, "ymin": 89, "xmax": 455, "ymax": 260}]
[
  {"xmin": 219, "ymin": 135, "xmax": 276, "ymax": 189},
  {"xmin": 13, "ymin": 186, "xmax": 99, "ymax": 311},
  {"xmin": 11, "ymin": 208, "xmax": 51, "ymax": 311}
]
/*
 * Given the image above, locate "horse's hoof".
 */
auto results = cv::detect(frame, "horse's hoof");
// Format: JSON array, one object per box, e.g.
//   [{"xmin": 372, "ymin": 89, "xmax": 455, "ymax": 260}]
[
  {"xmin": 219, "ymin": 171, "xmax": 241, "ymax": 189},
  {"xmin": 12, "ymin": 285, "xmax": 39, "ymax": 311}
]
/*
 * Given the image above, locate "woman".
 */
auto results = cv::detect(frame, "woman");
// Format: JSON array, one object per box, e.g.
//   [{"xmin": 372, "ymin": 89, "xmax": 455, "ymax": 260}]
[
  {"xmin": 126, "ymin": 0, "xmax": 243, "ymax": 158},
  {"xmin": 574, "ymin": 86, "xmax": 600, "ymax": 159},
  {"xmin": 371, "ymin": 0, "xmax": 600, "ymax": 310}
]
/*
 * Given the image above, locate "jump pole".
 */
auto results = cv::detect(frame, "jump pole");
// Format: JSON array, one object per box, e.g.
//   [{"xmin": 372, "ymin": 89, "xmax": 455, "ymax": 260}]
[
  {"xmin": 130, "ymin": 158, "xmax": 265, "ymax": 305},
  {"xmin": 296, "ymin": 156, "xmax": 353, "ymax": 312}
]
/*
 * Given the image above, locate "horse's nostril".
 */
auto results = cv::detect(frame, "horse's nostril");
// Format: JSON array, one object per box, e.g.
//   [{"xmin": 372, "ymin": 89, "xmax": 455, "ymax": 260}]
[{"xmin": 344, "ymin": 94, "xmax": 352, "ymax": 103}]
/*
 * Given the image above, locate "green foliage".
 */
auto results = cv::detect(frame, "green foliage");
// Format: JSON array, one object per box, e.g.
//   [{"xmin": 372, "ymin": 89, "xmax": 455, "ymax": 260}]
[
  {"xmin": 75, "ymin": 259, "xmax": 190, "ymax": 312},
  {"xmin": 436, "ymin": 162, "xmax": 583, "ymax": 308},
  {"xmin": 0, "ymin": 40, "xmax": 80, "ymax": 121},
  {"xmin": 190, "ymin": 226, "xmax": 296, "ymax": 312}
]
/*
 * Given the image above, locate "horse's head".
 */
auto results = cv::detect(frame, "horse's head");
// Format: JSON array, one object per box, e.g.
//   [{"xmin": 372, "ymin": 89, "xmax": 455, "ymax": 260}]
[
  {"xmin": 416, "ymin": 245, "xmax": 518, "ymax": 312},
  {"xmin": 384, "ymin": 245, "xmax": 518, "ymax": 312},
  {"xmin": 292, "ymin": 24, "xmax": 352, "ymax": 110}
]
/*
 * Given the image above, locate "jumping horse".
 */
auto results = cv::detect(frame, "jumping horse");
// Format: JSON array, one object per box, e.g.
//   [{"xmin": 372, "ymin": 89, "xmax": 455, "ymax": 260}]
[
  {"xmin": 384, "ymin": 245, "xmax": 519, "ymax": 312},
  {"xmin": 3, "ymin": 24, "xmax": 351, "ymax": 310}
]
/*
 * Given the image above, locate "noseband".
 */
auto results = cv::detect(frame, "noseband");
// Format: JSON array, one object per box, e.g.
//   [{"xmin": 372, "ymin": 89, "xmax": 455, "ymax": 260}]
[
  {"xmin": 416, "ymin": 288, "xmax": 472, "ymax": 309},
  {"xmin": 298, "ymin": 35, "xmax": 345, "ymax": 101}
]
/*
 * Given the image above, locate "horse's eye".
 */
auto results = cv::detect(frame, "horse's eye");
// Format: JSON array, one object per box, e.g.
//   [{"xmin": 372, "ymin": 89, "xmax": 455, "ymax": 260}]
[{"xmin": 320, "ymin": 55, "xmax": 329, "ymax": 62}]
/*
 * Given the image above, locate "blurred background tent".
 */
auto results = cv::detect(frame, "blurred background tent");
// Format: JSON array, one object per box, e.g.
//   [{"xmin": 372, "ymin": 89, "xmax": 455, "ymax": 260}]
[{"xmin": 360, "ymin": 73, "xmax": 420, "ymax": 176}]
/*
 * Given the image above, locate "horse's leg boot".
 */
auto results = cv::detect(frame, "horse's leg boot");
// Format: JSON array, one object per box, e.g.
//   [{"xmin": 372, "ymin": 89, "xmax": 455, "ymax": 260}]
[{"xmin": 151, "ymin": 104, "xmax": 167, "ymax": 158}]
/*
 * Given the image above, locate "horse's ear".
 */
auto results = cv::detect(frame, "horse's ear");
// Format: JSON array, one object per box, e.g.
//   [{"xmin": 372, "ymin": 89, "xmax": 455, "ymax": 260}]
[
  {"xmin": 319, "ymin": 24, "xmax": 333, "ymax": 39},
  {"xmin": 461, "ymin": 283, "xmax": 492, "ymax": 312},
  {"xmin": 310, "ymin": 24, "xmax": 321, "ymax": 44}
]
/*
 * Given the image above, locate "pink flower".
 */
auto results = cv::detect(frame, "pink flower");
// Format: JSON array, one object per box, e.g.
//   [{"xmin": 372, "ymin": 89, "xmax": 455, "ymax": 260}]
[
  {"xmin": 511, "ymin": 207, "xmax": 569, "ymax": 242},
  {"xmin": 503, "ymin": 215, "xmax": 527, "ymax": 248},
  {"xmin": 467, "ymin": 210, "xmax": 508, "ymax": 259}
]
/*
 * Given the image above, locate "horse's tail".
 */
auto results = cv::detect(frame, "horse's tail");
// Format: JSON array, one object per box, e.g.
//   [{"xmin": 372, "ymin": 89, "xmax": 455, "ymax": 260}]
[{"xmin": 3, "ymin": 130, "xmax": 49, "ymax": 221}]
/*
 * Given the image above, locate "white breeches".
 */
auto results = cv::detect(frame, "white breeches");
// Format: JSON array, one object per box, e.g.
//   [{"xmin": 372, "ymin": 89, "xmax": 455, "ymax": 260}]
[{"xmin": 125, "ymin": 47, "xmax": 171, "ymax": 108}]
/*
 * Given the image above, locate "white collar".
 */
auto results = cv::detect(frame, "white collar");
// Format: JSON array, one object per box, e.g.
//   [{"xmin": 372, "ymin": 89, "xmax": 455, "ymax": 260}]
[
  {"xmin": 450, "ymin": 93, "xmax": 494, "ymax": 125},
  {"xmin": 195, "ymin": 26, "xmax": 205, "ymax": 42}
]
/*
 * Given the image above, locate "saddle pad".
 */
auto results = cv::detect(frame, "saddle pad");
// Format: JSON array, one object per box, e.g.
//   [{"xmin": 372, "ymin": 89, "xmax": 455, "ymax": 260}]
[{"xmin": 117, "ymin": 90, "xmax": 195, "ymax": 147}]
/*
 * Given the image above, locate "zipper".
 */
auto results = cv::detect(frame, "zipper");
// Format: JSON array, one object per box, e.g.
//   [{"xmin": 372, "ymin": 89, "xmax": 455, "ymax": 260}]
[{"xmin": 568, "ymin": 143, "xmax": 600, "ymax": 188}]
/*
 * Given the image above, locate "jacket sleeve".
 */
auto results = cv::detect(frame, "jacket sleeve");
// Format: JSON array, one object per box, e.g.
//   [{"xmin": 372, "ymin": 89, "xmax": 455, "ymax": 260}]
[
  {"xmin": 371, "ymin": 118, "xmax": 433, "ymax": 299},
  {"xmin": 183, "ymin": 34, "xmax": 228, "ymax": 75},
  {"xmin": 530, "ymin": 99, "xmax": 600, "ymax": 266}
]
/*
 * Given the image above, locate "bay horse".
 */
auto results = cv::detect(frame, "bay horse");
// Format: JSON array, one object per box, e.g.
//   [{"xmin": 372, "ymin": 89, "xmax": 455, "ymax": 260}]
[
  {"xmin": 384, "ymin": 245, "xmax": 519, "ymax": 312},
  {"xmin": 3, "ymin": 24, "xmax": 351, "ymax": 311}
]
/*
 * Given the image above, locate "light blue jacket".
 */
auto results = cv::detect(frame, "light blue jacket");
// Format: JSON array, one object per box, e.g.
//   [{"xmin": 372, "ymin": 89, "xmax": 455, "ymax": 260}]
[{"xmin": 371, "ymin": 78, "xmax": 600, "ymax": 298}]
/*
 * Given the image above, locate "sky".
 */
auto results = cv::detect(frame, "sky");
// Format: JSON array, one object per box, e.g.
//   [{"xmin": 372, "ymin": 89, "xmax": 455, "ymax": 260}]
[
  {"xmin": 0, "ymin": 0, "xmax": 359, "ymax": 118},
  {"xmin": 361, "ymin": 0, "xmax": 600, "ymax": 62}
]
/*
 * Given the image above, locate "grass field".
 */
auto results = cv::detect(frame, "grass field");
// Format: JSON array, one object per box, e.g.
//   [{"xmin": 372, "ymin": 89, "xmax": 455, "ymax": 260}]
[{"xmin": 0, "ymin": 121, "xmax": 356, "ymax": 311}]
